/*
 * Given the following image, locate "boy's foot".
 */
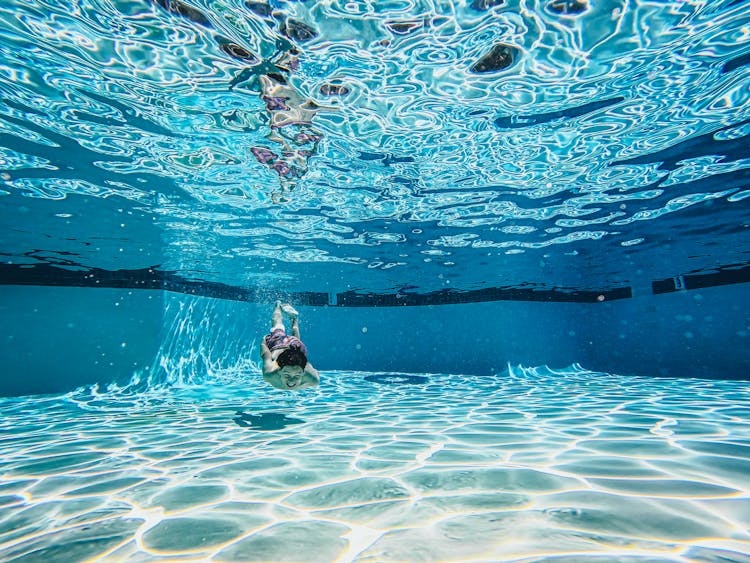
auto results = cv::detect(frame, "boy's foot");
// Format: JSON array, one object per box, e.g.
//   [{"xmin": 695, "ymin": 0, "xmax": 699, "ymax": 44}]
[{"xmin": 281, "ymin": 304, "xmax": 298, "ymax": 318}]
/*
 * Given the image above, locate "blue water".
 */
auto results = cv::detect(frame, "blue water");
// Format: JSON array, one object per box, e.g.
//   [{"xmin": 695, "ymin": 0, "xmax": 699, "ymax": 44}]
[
  {"xmin": 1, "ymin": 0, "xmax": 750, "ymax": 561},
  {"xmin": 0, "ymin": 0, "xmax": 748, "ymax": 294}
]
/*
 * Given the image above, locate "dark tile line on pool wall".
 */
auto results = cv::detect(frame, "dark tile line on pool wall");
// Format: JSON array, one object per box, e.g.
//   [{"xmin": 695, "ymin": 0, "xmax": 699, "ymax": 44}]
[
  {"xmin": 652, "ymin": 263, "xmax": 750, "ymax": 294},
  {"xmin": 1, "ymin": 262, "xmax": 750, "ymax": 305}
]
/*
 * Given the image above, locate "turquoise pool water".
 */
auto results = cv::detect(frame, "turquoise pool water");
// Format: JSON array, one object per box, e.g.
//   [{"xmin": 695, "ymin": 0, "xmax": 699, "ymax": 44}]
[
  {"xmin": 2, "ymin": 366, "xmax": 749, "ymax": 562},
  {"xmin": 1, "ymin": 0, "xmax": 748, "ymax": 294},
  {"xmin": 1, "ymin": 0, "xmax": 749, "ymax": 560}
]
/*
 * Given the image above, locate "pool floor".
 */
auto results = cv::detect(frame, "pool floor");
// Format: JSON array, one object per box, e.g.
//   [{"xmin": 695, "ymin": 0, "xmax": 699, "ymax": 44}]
[{"xmin": 1, "ymin": 366, "xmax": 749, "ymax": 562}]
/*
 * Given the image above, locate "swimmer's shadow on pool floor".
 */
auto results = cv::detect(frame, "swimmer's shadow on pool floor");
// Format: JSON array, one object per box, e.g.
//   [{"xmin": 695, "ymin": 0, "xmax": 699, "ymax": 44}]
[{"xmin": 233, "ymin": 411, "xmax": 305, "ymax": 431}]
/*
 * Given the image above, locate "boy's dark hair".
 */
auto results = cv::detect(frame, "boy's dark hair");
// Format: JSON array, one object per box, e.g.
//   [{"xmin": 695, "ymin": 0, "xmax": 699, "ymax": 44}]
[{"xmin": 277, "ymin": 347, "xmax": 307, "ymax": 369}]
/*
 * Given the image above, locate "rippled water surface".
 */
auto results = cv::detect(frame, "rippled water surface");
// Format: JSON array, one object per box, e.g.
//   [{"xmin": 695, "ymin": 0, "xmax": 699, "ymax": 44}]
[
  {"xmin": 1, "ymin": 366, "xmax": 749, "ymax": 562},
  {"xmin": 1, "ymin": 0, "xmax": 749, "ymax": 293}
]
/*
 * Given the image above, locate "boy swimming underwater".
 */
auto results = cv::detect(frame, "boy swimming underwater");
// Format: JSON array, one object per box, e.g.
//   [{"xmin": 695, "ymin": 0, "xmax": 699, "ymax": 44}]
[{"xmin": 260, "ymin": 301, "xmax": 319, "ymax": 390}]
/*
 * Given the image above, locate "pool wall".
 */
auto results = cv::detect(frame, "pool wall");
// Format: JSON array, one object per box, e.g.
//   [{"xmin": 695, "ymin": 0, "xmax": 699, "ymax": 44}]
[
  {"xmin": 304, "ymin": 283, "xmax": 749, "ymax": 379},
  {"xmin": 579, "ymin": 283, "xmax": 750, "ymax": 379},
  {"xmin": 0, "ymin": 283, "xmax": 748, "ymax": 396},
  {"xmin": 0, "ymin": 286, "xmax": 163, "ymax": 396}
]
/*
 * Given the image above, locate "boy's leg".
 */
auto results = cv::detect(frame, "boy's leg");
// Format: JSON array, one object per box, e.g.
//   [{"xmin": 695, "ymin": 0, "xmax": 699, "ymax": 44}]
[
  {"xmin": 281, "ymin": 303, "xmax": 298, "ymax": 318},
  {"xmin": 281, "ymin": 303, "xmax": 300, "ymax": 337},
  {"xmin": 271, "ymin": 300, "xmax": 285, "ymax": 331},
  {"xmin": 290, "ymin": 317, "xmax": 300, "ymax": 339}
]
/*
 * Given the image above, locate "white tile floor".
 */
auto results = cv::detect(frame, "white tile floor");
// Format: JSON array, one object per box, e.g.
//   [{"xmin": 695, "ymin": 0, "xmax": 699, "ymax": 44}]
[{"xmin": 0, "ymin": 366, "xmax": 748, "ymax": 562}]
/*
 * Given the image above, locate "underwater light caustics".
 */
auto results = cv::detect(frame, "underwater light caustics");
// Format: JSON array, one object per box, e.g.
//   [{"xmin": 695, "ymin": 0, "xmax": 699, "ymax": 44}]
[
  {"xmin": 0, "ymin": 0, "xmax": 747, "ymax": 293},
  {"xmin": 1, "ymin": 367, "xmax": 749, "ymax": 561}
]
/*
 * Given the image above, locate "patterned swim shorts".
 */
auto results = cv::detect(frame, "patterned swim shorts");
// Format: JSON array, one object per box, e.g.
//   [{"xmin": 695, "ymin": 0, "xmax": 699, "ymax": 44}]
[{"xmin": 264, "ymin": 328, "xmax": 308, "ymax": 356}]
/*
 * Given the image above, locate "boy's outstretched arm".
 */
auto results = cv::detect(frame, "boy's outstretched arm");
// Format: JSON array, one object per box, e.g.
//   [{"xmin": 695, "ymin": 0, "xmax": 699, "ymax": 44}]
[
  {"xmin": 301, "ymin": 363, "xmax": 320, "ymax": 388},
  {"xmin": 260, "ymin": 339, "xmax": 277, "ymax": 375}
]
